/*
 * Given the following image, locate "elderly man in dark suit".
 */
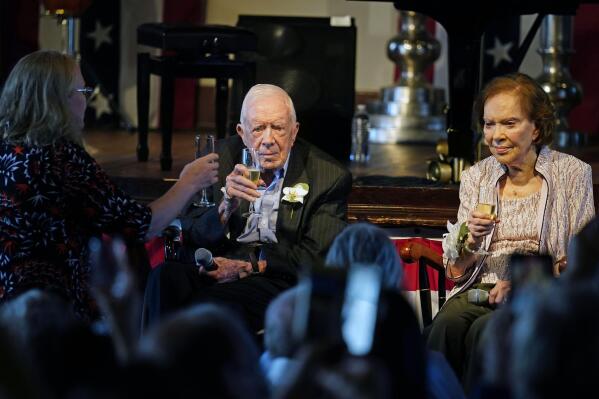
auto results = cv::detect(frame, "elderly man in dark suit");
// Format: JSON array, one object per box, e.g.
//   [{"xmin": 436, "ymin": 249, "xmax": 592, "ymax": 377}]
[{"xmin": 144, "ymin": 84, "xmax": 352, "ymax": 331}]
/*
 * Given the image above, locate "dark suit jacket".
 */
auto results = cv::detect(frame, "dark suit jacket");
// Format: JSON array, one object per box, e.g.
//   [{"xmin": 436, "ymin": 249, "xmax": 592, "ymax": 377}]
[{"xmin": 181, "ymin": 135, "xmax": 352, "ymax": 281}]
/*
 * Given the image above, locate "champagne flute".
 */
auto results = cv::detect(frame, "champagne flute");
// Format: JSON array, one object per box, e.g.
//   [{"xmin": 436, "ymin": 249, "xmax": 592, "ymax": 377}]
[
  {"xmin": 192, "ymin": 134, "xmax": 215, "ymax": 207},
  {"xmin": 475, "ymin": 203, "xmax": 496, "ymax": 220},
  {"xmin": 241, "ymin": 148, "xmax": 261, "ymax": 217},
  {"xmin": 477, "ymin": 186, "xmax": 496, "ymax": 218},
  {"xmin": 471, "ymin": 202, "xmax": 496, "ymax": 256}
]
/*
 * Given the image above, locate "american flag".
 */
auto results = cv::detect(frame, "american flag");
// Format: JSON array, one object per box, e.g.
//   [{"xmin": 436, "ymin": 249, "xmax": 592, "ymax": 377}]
[
  {"xmin": 78, "ymin": 0, "xmax": 206, "ymax": 130},
  {"xmin": 427, "ymin": 9, "xmax": 599, "ymax": 136},
  {"xmin": 79, "ymin": 0, "xmax": 121, "ymax": 127}
]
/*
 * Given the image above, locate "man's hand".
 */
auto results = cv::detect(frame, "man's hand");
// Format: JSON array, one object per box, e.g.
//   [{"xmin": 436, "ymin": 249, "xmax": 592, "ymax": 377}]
[
  {"xmin": 219, "ymin": 164, "xmax": 264, "ymax": 224},
  {"xmin": 225, "ymin": 164, "xmax": 262, "ymax": 203},
  {"xmin": 200, "ymin": 257, "xmax": 252, "ymax": 283},
  {"xmin": 199, "ymin": 257, "xmax": 268, "ymax": 283},
  {"xmin": 238, "ymin": 260, "xmax": 267, "ymax": 279},
  {"xmin": 489, "ymin": 279, "xmax": 511, "ymax": 305}
]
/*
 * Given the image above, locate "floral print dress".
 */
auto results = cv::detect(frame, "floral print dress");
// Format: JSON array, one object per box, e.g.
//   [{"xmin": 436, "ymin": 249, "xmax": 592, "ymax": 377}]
[{"xmin": 0, "ymin": 139, "xmax": 151, "ymax": 319}]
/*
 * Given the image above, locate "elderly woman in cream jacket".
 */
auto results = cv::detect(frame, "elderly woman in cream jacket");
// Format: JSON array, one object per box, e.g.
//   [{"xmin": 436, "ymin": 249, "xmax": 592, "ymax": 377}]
[{"xmin": 425, "ymin": 73, "xmax": 595, "ymax": 392}]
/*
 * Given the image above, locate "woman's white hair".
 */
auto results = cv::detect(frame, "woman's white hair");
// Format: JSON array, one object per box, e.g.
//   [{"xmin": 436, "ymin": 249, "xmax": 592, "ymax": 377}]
[{"xmin": 239, "ymin": 84, "xmax": 296, "ymax": 127}]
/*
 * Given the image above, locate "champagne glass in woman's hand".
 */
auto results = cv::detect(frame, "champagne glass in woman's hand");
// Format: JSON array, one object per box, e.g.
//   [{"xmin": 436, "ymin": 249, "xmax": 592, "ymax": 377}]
[
  {"xmin": 476, "ymin": 203, "xmax": 496, "ymax": 220},
  {"xmin": 193, "ymin": 134, "xmax": 216, "ymax": 207},
  {"xmin": 468, "ymin": 202, "xmax": 498, "ymax": 256}
]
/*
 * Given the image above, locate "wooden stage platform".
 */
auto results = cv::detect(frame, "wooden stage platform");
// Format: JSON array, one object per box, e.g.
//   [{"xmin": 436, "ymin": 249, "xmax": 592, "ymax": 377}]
[{"xmin": 87, "ymin": 128, "xmax": 599, "ymax": 236}]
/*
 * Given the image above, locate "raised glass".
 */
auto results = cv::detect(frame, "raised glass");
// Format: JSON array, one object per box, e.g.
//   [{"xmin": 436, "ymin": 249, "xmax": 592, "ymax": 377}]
[
  {"xmin": 241, "ymin": 148, "xmax": 262, "ymax": 217},
  {"xmin": 192, "ymin": 134, "xmax": 216, "ymax": 208}
]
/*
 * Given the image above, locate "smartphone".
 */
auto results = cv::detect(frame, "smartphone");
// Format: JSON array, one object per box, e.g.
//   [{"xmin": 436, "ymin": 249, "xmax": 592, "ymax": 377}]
[
  {"xmin": 509, "ymin": 254, "xmax": 553, "ymax": 292},
  {"xmin": 291, "ymin": 267, "xmax": 346, "ymax": 346},
  {"xmin": 341, "ymin": 263, "xmax": 383, "ymax": 356}
]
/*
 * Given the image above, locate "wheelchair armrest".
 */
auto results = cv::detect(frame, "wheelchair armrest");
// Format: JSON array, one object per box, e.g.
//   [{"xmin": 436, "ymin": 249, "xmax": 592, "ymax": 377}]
[
  {"xmin": 399, "ymin": 241, "xmax": 444, "ymax": 272},
  {"xmin": 398, "ymin": 240, "xmax": 447, "ymax": 327}
]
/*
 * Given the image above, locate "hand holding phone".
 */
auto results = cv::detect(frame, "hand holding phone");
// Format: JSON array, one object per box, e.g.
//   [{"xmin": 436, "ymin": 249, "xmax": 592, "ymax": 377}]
[
  {"xmin": 509, "ymin": 254, "xmax": 553, "ymax": 293},
  {"xmin": 341, "ymin": 263, "xmax": 383, "ymax": 356}
]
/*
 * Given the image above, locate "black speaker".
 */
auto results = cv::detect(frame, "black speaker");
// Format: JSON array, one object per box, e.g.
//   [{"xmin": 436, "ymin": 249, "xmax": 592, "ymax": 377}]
[{"xmin": 236, "ymin": 15, "xmax": 356, "ymax": 163}]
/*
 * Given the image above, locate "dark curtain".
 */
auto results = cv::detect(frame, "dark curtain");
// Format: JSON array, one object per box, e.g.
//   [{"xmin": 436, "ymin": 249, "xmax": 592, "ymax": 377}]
[{"xmin": 0, "ymin": 0, "xmax": 39, "ymax": 85}]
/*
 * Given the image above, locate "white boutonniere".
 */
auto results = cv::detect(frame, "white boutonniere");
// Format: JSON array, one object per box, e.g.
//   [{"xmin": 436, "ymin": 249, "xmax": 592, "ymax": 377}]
[{"xmin": 282, "ymin": 183, "xmax": 309, "ymax": 219}]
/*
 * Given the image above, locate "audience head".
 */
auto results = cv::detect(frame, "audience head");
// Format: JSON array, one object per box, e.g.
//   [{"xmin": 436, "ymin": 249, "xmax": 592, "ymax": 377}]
[
  {"xmin": 0, "ymin": 288, "xmax": 118, "ymax": 398},
  {"xmin": 0, "ymin": 325, "xmax": 37, "ymax": 399},
  {"xmin": 510, "ymin": 283, "xmax": 599, "ymax": 399},
  {"xmin": 274, "ymin": 342, "xmax": 394, "ymax": 399},
  {"xmin": 565, "ymin": 216, "xmax": 599, "ymax": 281},
  {"xmin": 237, "ymin": 83, "xmax": 299, "ymax": 171},
  {"xmin": 0, "ymin": 50, "xmax": 86, "ymax": 146},
  {"xmin": 473, "ymin": 72, "xmax": 555, "ymax": 149},
  {"xmin": 138, "ymin": 303, "xmax": 268, "ymax": 399},
  {"xmin": 478, "ymin": 303, "xmax": 516, "ymax": 394},
  {"xmin": 264, "ymin": 286, "xmax": 302, "ymax": 358},
  {"xmin": 325, "ymin": 223, "xmax": 402, "ymax": 289}
]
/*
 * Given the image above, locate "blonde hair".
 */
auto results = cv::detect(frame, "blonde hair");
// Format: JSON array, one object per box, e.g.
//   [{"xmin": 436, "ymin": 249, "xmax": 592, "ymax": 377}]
[
  {"xmin": 0, "ymin": 50, "xmax": 82, "ymax": 146},
  {"xmin": 240, "ymin": 84, "xmax": 297, "ymax": 127}
]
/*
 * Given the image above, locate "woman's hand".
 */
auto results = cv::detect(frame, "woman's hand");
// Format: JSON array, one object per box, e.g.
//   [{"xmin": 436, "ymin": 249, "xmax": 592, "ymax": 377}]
[
  {"xmin": 146, "ymin": 153, "xmax": 219, "ymax": 238},
  {"xmin": 467, "ymin": 209, "xmax": 498, "ymax": 249},
  {"xmin": 554, "ymin": 256, "xmax": 567, "ymax": 276},
  {"xmin": 179, "ymin": 153, "xmax": 219, "ymax": 191},
  {"xmin": 489, "ymin": 279, "xmax": 511, "ymax": 305}
]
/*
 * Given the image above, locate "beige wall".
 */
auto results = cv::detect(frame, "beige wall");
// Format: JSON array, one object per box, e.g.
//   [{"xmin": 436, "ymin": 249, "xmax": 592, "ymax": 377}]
[
  {"xmin": 205, "ymin": 0, "xmax": 398, "ymax": 92},
  {"xmin": 38, "ymin": 2, "xmax": 549, "ymax": 128}
]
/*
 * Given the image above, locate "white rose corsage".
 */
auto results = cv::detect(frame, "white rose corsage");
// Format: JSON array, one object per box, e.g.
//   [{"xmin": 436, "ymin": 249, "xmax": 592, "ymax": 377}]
[
  {"xmin": 442, "ymin": 220, "xmax": 470, "ymax": 262},
  {"xmin": 282, "ymin": 183, "xmax": 309, "ymax": 219}
]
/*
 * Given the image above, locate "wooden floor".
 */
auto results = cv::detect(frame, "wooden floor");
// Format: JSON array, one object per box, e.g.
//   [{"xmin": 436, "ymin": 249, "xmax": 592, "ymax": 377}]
[
  {"xmin": 85, "ymin": 128, "xmax": 440, "ymax": 181},
  {"xmin": 85, "ymin": 127, "xmax": 444, "ymax": 202},
  {"xmin": 88, "ymin": 128, "xmax": 599, "ymax": 184},
  {"xmin": 86, "ymin": 128, "xmax": 198, "ymax": 181}
]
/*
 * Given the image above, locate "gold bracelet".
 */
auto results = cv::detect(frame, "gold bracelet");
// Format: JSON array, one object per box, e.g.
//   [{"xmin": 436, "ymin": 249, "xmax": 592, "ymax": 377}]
[{"xmin": 447, "ymin": 265, "xmax": 465, "ymax": 280}]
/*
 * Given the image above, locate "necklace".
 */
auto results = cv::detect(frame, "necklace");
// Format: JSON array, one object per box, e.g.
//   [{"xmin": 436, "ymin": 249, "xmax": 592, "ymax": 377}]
[{"xmin": 504, "ymin": 174, "xmax": 541, "ymax": 199}]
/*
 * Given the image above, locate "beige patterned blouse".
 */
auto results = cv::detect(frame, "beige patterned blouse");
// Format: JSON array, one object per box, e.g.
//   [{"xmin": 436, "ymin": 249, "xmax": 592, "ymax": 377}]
[
  {"xmin": 446, "ymin": 147, "xmax": 595, "ymax": 299},
  {"xmin": 480, "ymin": 191, "xmax": 541, "ymax": 284}
]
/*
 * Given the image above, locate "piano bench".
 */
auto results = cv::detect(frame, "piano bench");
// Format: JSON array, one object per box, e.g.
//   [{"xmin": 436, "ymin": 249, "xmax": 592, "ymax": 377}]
[{"xmin": 136, "ymin": 23, "xmax": 257, "ymax": 170}]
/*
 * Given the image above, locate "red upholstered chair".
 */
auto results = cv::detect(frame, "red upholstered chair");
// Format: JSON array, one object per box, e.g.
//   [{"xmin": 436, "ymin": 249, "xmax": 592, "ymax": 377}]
[
  {"xmin": 393, "ymin": 238, "xmax": 454, "ymax": 329},
  {"xmin": 145, "ymin": 237, "xmax": 166, "ymax": 268},
  {"xmin": 144, "ymin": 224, "xmax": 182, "ymax": 268}
]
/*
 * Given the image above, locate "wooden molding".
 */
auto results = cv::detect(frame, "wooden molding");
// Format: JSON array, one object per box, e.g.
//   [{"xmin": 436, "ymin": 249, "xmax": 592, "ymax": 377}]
[{"xmin": 348, "ymin": 185, "xmax": 459, "ymax": 227}]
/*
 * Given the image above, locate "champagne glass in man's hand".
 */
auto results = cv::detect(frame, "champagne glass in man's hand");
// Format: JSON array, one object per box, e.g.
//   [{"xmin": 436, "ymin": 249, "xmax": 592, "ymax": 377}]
[
  {"xmin": 193, "ymin": 134, "xmax": 216, "ymax": 207},
  {"xmin": 241, "ymin": 147, "xmax": 262, "ymax": 217}
]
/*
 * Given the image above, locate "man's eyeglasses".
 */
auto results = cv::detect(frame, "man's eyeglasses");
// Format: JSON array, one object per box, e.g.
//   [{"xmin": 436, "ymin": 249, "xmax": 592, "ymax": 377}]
[{"xmin": 74, "ymin": 87, "xmax": 95, "ymax": 100}]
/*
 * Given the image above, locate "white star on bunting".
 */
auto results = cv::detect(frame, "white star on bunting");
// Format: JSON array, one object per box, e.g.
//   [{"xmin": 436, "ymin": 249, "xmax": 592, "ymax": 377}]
[
  {"xmin": 88, "ymin": 91, "xmax": 112, "ymax": 119},
  {"xmin": 87, "ymin": 21, "xmax": 113, "ymax": 51},
  {"xmin": 485, "ymin": 37, "xmax": 513, "ymax": 68}
]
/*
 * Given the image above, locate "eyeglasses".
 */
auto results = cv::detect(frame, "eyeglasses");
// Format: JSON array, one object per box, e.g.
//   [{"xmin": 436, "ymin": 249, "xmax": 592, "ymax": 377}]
[{"xmin": 74, "ymin": 87, "xmax": 95, "ymax": 100}]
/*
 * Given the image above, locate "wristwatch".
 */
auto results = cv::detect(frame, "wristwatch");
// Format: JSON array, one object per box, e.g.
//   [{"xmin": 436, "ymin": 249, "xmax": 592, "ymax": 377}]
[{"xmin": 248, "ymin": 250, "xmax": 260, "ymax": 274}]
